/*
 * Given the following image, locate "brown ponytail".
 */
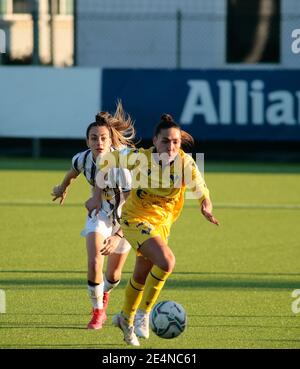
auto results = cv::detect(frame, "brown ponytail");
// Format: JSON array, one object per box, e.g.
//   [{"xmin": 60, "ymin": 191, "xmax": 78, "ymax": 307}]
[
  {"xmin": 160, "ymin": 114, "xmax": 174, "ymax": 124},
  {"xmin": 180, "ymin": 130, "xmax": 194, "ymax": 147},
  {"xmin": 154, "ymin": 114, "xmax": 194, "ymax": 148}
]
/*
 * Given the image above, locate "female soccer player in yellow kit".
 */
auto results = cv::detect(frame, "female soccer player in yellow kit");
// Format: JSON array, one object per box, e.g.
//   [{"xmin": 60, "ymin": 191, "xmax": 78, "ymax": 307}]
[{"xmin": 86, "ymin": 114, "xmax": 219, "ymax": 345}]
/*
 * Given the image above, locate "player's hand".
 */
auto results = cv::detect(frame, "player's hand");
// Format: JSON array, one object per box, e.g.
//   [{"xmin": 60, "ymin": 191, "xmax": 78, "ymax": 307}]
[
  {"xmin": 51, "ymin": 185, "xmax": 67, "ymax": 205},
  {"xmin": 100, "ymin": 235, "xmax": 120, "ymax": 255},
  {"xmin": 201, "ymin": 198, "xmax": 219, "ymax": 226},
  {"xmin": 85, "ymin": 197, "xmax": 101, "ymax": 218}
]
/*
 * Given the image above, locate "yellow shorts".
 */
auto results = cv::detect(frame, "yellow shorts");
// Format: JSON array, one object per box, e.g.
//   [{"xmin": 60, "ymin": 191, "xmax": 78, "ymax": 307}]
[{"xmin": 120, "ymin": 218, "xmax": 170, "ymax": 253}]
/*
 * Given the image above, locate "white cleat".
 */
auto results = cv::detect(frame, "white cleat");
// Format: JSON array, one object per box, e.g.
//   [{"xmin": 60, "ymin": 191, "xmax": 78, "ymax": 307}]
[
  {"xmin": 134, "ymin": 309, "xmax": 150, "ymax": 339},
  {"xmin": 112, "ymin": 313, "xmax": 140, "ymax": 346}
]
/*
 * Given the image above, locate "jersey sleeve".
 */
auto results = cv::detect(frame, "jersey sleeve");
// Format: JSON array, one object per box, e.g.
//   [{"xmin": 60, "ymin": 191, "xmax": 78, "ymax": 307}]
[
  {"xmin": 71, "ymin": 151, "xmax": 85, "ymax": 174},
  {"xmin": 183, "ymin": 154, "xmax": 210, "ymax": 203}
]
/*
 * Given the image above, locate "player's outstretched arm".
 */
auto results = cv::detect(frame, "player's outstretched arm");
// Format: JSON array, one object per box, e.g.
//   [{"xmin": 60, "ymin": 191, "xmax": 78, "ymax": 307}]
[
  {"xmin": 200, "ymin": 197, "xmax": 219, "ymax": 226},
  {"xmin": 51, "ymin": 168, "xmax": 79, "ymax": 205}
]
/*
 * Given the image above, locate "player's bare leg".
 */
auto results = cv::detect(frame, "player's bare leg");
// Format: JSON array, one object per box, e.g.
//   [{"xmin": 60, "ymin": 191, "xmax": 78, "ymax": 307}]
[
  {"xmin": 103, "ymin": 251, "xmax": 129, "ymax": 310},
  {"xmin": 86, "ymin": 232, "xmax": 107, "ymax": 329}
]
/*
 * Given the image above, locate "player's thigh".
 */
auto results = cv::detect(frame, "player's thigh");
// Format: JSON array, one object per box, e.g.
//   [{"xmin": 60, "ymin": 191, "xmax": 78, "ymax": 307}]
[
  {"xmin": 86, "ymin": 232, "xmax": 105, "ymax": 261},
  {"xmin": 111, "ymin": 224, "xmax": 132, "ymax": 254},
  {"xmin": 85, "ymin": 212, "xmax": 112, "ymax": 260},
  {"xmin": 120, "ymin": 219, "xmax": 167, "ymax": 253},
  {"xmin": 138, "ymin": 236, "xmax": 175, "ymax": 272},
  {"xmin": 106, "ymin": 250, "xmax": 129, "ymax": 278}
]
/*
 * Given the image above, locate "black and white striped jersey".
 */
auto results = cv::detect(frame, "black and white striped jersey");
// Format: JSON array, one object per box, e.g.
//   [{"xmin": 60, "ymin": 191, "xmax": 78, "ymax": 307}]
[{"xmin": 71, "ymin": 149, "xmax": 131, "ymax": 220}]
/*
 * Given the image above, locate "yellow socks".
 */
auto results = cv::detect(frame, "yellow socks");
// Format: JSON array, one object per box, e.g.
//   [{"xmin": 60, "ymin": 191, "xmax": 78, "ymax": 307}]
[
  {"xmin": 121, "ymin": 266, "xmax": 172, "ymax": 325},
  {"xmin": 139, "ymin": 265, "xmax": 171, "ymax": 314},
  {"xmin": 121, "ymin": 278, "xmax": 145, "ymax": 325}
]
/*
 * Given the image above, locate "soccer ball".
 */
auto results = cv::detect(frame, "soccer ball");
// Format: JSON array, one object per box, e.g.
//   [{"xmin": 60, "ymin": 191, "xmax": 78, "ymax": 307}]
[{"xmin": 150, "ymin": 300, "xmax": 187, "ymax": 339}]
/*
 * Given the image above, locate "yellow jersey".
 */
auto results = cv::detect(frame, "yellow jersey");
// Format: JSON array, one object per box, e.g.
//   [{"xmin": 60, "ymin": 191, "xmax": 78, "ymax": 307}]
[{"xmin": 98, "ymin": 147, "xmax": 210, "ymax": 228}]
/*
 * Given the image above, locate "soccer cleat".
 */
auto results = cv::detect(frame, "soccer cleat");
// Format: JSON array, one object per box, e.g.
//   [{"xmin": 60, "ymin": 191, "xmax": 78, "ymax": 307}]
[
  {"xmin": 134, "ymin": 309, "xmax": 150, "ymax": 339},
  {"xmin": 103, "ymin": 292, "xmax": 110, "ymax": 311},
  {"xmin": 112, "ymin": 313, "xmax": 140, "ymax": 346},
  {"xmin": 87, "ymin": 308, "xmax": 107, "ymax": 329}
]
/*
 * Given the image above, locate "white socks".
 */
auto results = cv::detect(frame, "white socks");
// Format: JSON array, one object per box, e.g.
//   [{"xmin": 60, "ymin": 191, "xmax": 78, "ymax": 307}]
[
  {"xmin": 104, "ymin": 275, "xmax": 120, "ymax": 293},
  {"xmin": 87, "ymin": 281, "xmax": 104, "ymax": 309},
  {"xmin": 87, "ymin": 277, "xmax": 120, "ymax": 309}
]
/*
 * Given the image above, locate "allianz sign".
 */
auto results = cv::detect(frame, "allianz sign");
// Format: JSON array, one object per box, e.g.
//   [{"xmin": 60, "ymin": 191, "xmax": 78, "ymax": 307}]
[{"xmin": 180, "ymin": 79, "xmax": 300, "ymax": 126}]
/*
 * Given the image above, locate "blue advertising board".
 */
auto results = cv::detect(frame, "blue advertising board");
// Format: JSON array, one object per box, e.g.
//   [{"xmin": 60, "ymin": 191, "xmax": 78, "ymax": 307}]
[{"xmin": 102, "ymin": 69, "xmax": 300, "ymax": 141}]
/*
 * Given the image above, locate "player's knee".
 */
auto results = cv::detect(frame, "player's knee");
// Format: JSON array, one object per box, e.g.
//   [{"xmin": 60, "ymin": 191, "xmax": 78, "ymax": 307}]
[
  {"xmin": 106, "ymin": 270, "xmax": 121, "ymax": 283},
  {"xmin": 161, "ymin": 254, "xmax": 176, "ymax": 272},
  {"xmin": 168, "ymin": 254, "xmax": 176, "ymax": 272}
]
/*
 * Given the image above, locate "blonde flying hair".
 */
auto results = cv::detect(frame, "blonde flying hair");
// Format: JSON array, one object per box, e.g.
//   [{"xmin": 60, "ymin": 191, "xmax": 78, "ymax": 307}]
[{"xmin": 86, "ymin": 100, "xmax": 136, "ymax": 149}]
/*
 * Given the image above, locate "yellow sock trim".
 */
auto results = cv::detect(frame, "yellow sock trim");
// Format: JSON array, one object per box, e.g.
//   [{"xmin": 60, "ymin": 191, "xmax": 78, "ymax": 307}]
[
  {"xmin": 121, "ymin": 278, "xmax": 145, "ymax": 325},
  {"xmin": 139, "ymin": 265, "xmax": 171, "ymax": 313}
]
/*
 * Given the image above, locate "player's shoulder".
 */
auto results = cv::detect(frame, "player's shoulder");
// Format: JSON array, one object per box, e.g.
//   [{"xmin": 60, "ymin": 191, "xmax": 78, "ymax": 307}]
[
  {"xmin": 72, "ymin": 149, "xmax": 91, "ymax": 160},
  {"xmin": 118, "ymin": 146, "xmax": 141, "ymax": 156},
  {"xmin": 180, "ymin": 150, "xmax": 199, "ymax": 169},
  {"xmin": 72, "ymin": 149, "xmax": 92, "ymax": 172},
  {"xmin": 180, "ymin": 149, "xmax": 192, "ymax": 161},
  {"xmin": 138, "ymin": 146, "xmax": 155, "ymax": 158},
  {"xmin": 117, "ymin": 146, "xmax": 132, "ymax": 156}
]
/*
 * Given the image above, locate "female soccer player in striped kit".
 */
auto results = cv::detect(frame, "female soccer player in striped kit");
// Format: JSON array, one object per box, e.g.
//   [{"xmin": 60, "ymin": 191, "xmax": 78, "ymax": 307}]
[
  {"xmin": 51, "ymin": 102, "xmax": 143, "ymax": 330},
  {"xmin": 86, "ymin": 114, "xmax": 219, "ymax": 345}
]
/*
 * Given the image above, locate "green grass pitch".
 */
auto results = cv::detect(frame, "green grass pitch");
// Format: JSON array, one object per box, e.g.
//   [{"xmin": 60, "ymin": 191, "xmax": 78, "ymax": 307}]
[{"xmin": 0, "ymin": 158, "xmax": 299, "ymax": 348}]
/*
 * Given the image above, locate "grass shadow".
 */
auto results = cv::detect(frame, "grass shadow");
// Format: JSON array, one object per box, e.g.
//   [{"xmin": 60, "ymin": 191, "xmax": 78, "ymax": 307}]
[{"xmin": 1, "ymin": 276, "xmax": 300, "ymax": 290}]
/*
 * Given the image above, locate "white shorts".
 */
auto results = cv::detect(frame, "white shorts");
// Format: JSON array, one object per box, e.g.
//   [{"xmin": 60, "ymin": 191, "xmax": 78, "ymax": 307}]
[{"xmin": 80, "ymin": 210, "xmax": 131, "ymax": 254}]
